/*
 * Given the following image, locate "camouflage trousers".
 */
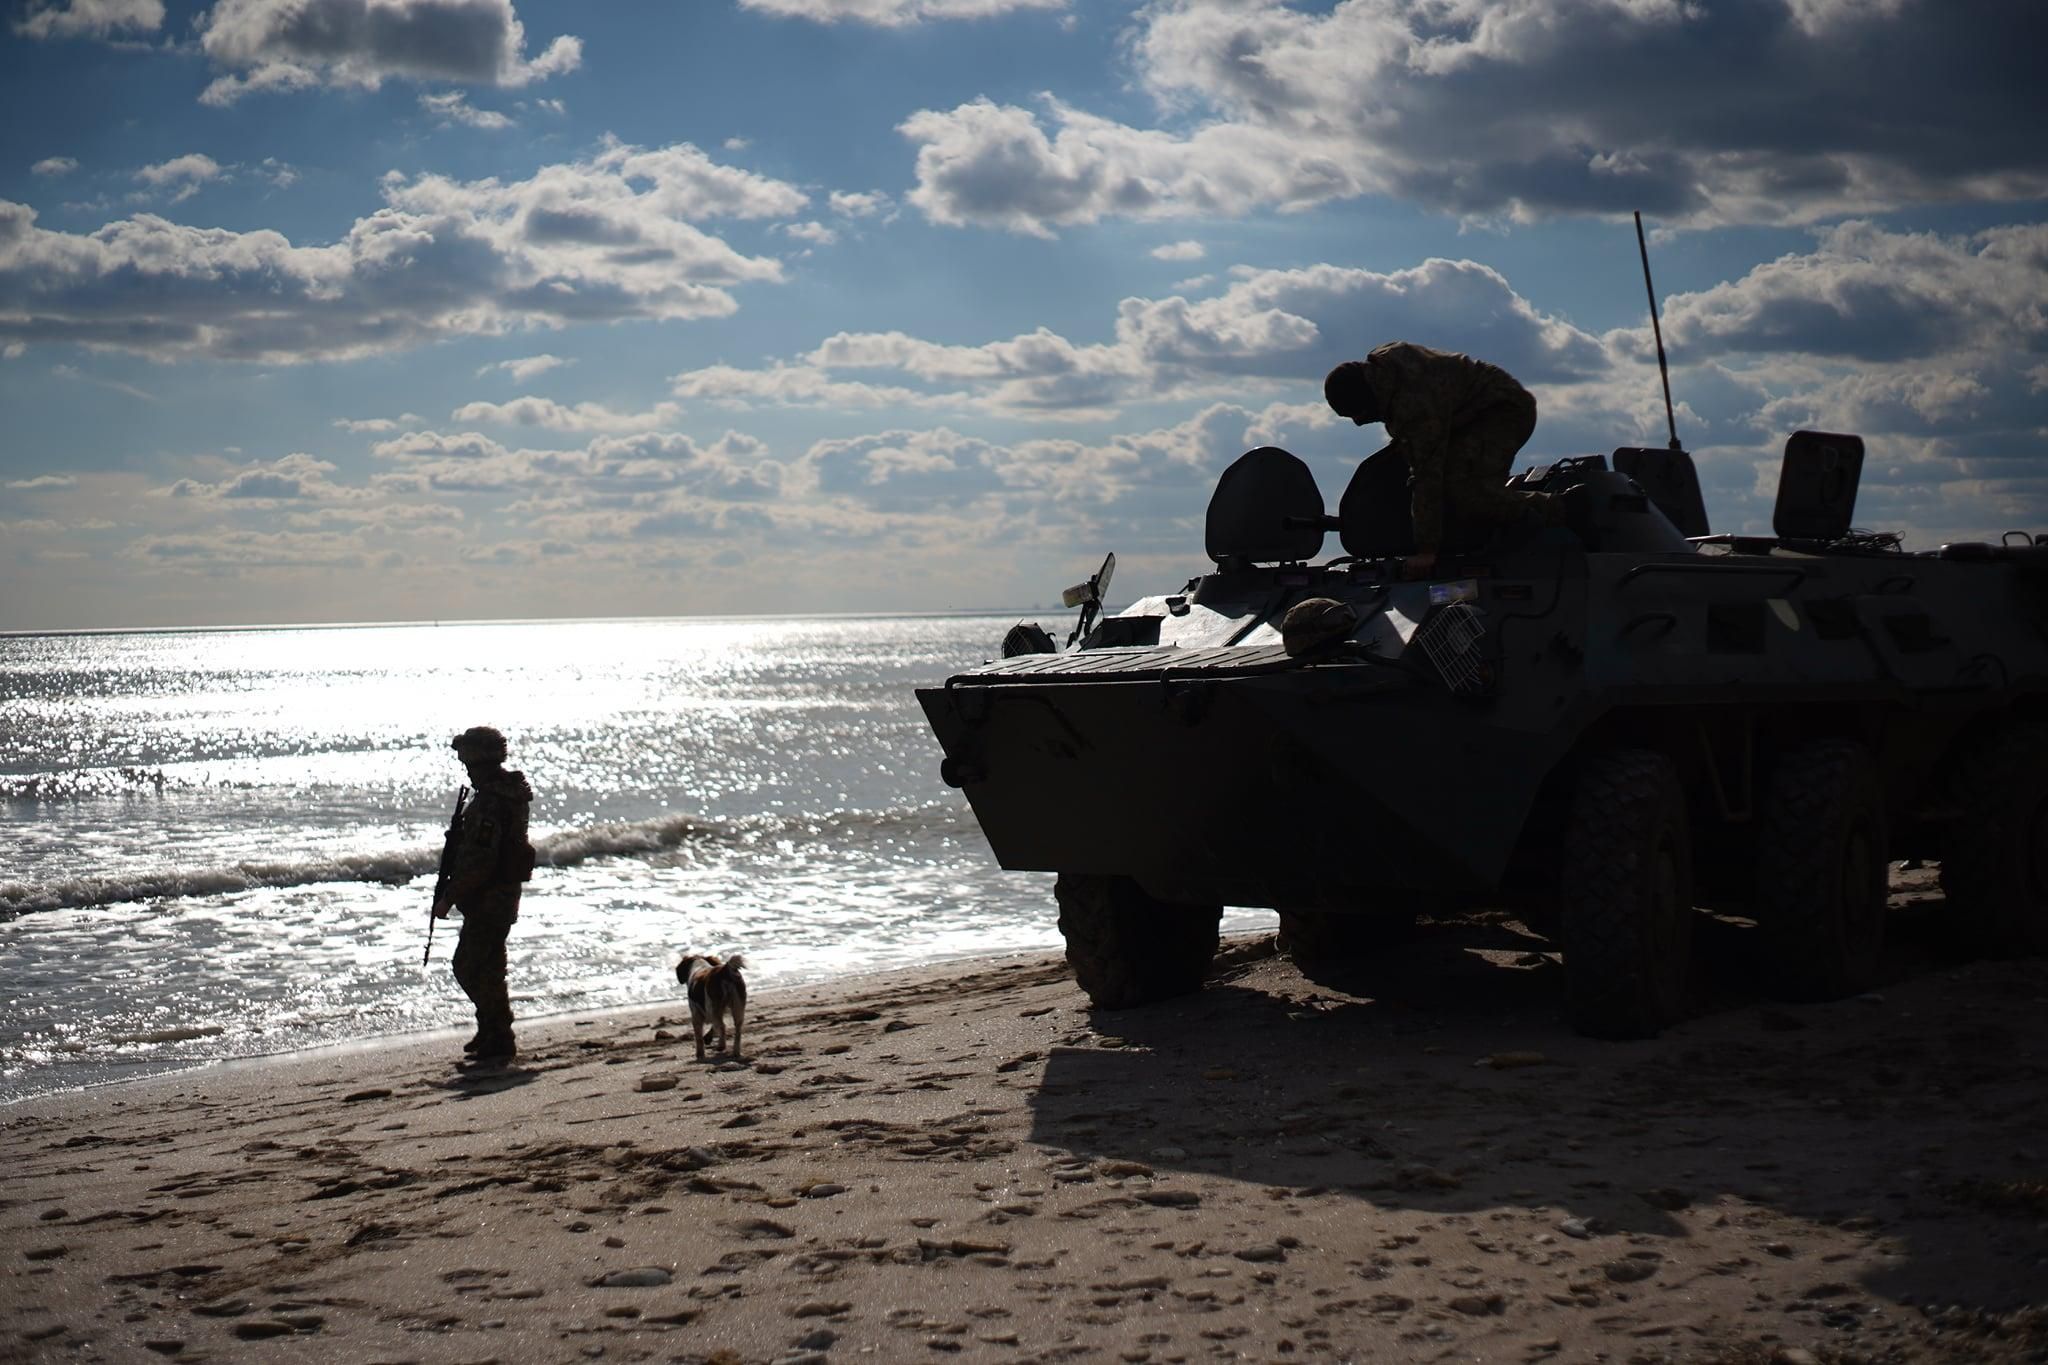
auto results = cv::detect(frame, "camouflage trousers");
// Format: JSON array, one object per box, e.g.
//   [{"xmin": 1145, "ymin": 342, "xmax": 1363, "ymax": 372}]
[
  {"xmin": 452, "ymin": 902, "xmax": 518, "ymax": 1037},
  {"xmin": 1412, "ymin": 389, "xmax": 1559, "ymax": 548}
]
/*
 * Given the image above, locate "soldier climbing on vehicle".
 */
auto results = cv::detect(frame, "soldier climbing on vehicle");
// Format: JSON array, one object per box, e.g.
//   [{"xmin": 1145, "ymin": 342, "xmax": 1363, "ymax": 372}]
[{"xmin": 1324, "ymin": 342, "xmax": 1564, "ymax": 579}]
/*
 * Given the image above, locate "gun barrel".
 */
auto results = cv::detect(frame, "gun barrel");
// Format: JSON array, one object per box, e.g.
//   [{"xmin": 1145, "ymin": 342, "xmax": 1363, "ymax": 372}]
[{"xmin": 424, "ymin": 785, "xmax": 468, "ymax": 966}]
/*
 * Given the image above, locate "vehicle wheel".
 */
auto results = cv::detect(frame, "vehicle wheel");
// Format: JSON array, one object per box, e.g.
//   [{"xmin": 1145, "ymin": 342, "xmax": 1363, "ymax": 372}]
[
  {"xmin": 1054, "ymin": 874, "xmax": 1222, "ymax": 1010},
  {"xmin": 1755, "ymin": 739, "xmax": 1889, "ymax": 1000},
  {"xmin": 1560, "ymin": 750, "xmax": 1694, "ymax": 1039},
  {"xmin": 1939, "ymin": 721, "xmax": 2048, "ymax": 955},
  {"xmin": 1276, "ymin": 909, "xmax": 1417, "ymax": 961}
]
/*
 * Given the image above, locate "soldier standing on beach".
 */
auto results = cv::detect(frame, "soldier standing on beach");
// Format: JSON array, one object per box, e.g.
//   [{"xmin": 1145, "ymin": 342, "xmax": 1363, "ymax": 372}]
[
  {"xmin": 1324, "ymin": 341, "xmax": 1561, "ymax": 579},
  {"xmin": 433, "ymin": 726, "xmax": 536, "ymax": 1063}
]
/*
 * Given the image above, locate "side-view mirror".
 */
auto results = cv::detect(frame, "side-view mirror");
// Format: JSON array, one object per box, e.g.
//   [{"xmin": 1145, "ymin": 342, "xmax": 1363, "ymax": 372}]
[
  {"xmin": 1062, "ymin": 552, "xmax": 1116, "ymax": 609},
  {"xmin": 1063, "ymin": 552, "xmax": 1116, "ymax": 646}
]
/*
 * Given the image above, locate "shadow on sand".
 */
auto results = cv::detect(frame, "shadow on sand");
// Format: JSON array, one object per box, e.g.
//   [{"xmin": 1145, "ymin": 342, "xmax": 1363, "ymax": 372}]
[{"xmin": 1028, "ymin": 890, "xmax": 2047, "ymax": 1328}]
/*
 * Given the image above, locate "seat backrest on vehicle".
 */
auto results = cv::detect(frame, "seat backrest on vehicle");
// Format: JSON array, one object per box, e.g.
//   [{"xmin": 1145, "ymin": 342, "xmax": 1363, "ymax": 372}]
[
  {"xmin": 1774, "ymin": 430, "xmax": 1864, "ymax": 541},
  {"xmin": 1206, "ymin": 446, "xmax": 1326, "ymax": 566},
  {"xmin": 1613, "ymin": 446, "xmax": 1710, "ymax": 538}
]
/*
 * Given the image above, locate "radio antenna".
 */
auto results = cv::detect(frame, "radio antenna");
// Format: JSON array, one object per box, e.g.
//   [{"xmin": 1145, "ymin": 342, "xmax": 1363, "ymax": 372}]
[{"xmin": 1634, "ymin": 210, "xmax": 1682, "ymax": 451}]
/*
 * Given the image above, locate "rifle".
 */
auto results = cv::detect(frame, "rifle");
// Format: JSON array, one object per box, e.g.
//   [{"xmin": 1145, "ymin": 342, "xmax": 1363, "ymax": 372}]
[{"xmin": 425, "ymin": 786, "xmax": 469, "ymax": 966}]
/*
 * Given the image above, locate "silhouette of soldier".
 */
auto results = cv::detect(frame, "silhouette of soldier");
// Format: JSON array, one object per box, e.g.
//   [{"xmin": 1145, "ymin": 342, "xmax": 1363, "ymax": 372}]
[
  {"xmin": 433, "ymin": 726, "xmax": 535, "ymax": 1062},
  {"xmin": 1325, "ymin": 342, "xmax": 1559, "ymax": 579}
]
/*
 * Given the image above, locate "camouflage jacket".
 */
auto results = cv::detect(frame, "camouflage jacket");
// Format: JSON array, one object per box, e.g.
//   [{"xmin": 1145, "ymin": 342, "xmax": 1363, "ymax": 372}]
[
  {"xmin": 449, "ymin": 770, "xmax": 534, "ymax": 918},
  {"xmin": 1361, "ymin": 341, "xmax": 1532, "ymax": 547}
]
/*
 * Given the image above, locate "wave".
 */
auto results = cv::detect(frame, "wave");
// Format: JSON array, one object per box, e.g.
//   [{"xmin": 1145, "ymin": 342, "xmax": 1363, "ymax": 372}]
[
  {"xmin": 0, "ymin": 813, "xmax": 716, "ymax": 918},
  {"xmin": 1, "ymin": 767, "xmax": 190, "ymax": 801}
]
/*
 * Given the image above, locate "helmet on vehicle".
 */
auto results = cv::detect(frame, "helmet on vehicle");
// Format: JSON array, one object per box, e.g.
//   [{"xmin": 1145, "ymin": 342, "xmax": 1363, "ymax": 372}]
[
  {"xmin": 1323, "ymin": 361, "xmax": 1381, "ymax": 426},
  {"xmin": 450, "ymin": 725, "xmax": 508, "ymax": 763}
]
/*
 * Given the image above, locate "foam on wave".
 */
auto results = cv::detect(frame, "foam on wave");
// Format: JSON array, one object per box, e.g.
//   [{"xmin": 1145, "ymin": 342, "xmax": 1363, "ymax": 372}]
[{"xmin": 0, "ymin": 813, "xmax": 713, "ymax": 918}]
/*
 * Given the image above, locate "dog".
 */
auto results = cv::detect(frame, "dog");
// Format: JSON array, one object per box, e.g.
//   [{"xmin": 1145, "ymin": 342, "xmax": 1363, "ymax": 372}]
[{"xmin": 675, "ymin": 954, "xmax": 747, "ymax": 1062}]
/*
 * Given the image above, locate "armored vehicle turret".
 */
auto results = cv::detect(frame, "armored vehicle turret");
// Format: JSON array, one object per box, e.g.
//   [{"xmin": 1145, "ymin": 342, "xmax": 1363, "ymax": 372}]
[{"xmin": 917, "ymin": 433, "xmax": 2048, "ymax": 1037}]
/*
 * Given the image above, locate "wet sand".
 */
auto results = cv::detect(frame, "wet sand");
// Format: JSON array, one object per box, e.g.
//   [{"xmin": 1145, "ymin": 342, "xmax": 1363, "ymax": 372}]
[{"xmin": 4, "ymin": 870, "xmax": 2045, "ymax": 1364}]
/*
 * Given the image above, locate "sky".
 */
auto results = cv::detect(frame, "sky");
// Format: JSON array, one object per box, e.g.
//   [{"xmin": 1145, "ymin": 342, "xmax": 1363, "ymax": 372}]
[{"xmin": 1, "ymin": 0, "xmax": 2044, "ymax": 632}]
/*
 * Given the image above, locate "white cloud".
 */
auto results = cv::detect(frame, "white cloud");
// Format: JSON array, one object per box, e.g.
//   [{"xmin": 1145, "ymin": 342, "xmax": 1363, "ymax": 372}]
[
  {"xmin": 783, "ymin": 221, "xmax": 838, "ymax": 246},
  {"xmin": 738, "ymin": 0, "xmax": 1066, "ymax": 26},
  {"xmin": 333, "ymin": 413, "xmax": 422, "ymax": 432},
  {"xmin": 1659, "ymin": 221, "xmax": 2048, "ymax": 363},
  {"xmin": 164, "ymin": 452, "xmax": 356, "ymax": 501},
  {"xmin": 0, "ymin": 141, "xmax": 801, "ymax": 363},
  {"xmin": 671, "ymin": 362, "xmax": 948, "ymax": 413},
  {"xmin": 1150, "ymin": 240, "xmax": 1205, "ymax": 261},
  {"xmin": 828, "ymin": 190, "xmax": 892, "ymax": 218},
  {"xmin": 683, "ymin": 252, "xmax": 1608, "ymax": 419},
  {"xmin": 368, "ymin": 425, "xmax": 783, "ymax": 501},
  {"xmin": 6, "ymin": 475, "xmax": 78, "ymax": 490},
  {"xmin": 134, "ymin": 154, "xmax": 225, "ymax": 203},
  {"xmin": 900, "ymin": 95, "xmax": 1357, "ymax": 237},
  {"xmin": 450, "ymin": 395, "xmax": 683, "ymax": 433},
  {"xmin": 32, "ymin": 157, "xmax": 80, "ymax": 177},
  {"xmin": 420, "ymin": 90, "xmax": 513, "ymax": 130},
  {"xmin": 896, "ymin": 0, "xmax": 2048, "ymax": 234},
  {"xmin": 196, "ymin": 0, "xmax": 581, "ymax": 106},
  {"xmin": 15, "ymin": 0, "xmax": 161, "ymax": 40},
  {"xmin": 478, "ymin": 353, "xmax": 570, "ymax": 381}
]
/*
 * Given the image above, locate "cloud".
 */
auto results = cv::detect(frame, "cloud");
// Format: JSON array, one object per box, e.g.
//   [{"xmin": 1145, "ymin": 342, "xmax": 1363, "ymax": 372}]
[
  {"xmin": 737, "ymin": 0, "xmax": 1066, "ymax": 25},
  {"xmin": 898, "ymin": 0, "xmax": 2048, "ymax": 234},
  {"xmin": 134, "ymin": 154, "xmax": 225, "ymax": 203},
  {"xmin": 671, "ymin": 362, "xmax": 950, "ymax": 413},
  {"xmin": 32, "ymin": 157, "xmax": 80, "ymax": 177},
  {"xmin": 6, "ymin": 475, "xmax": 78, "ymax": 490},
  {"xmin": 333, "ymin": 413, "xmax": 421, "ymax": 429},
  {"xmin": 450, "ymin": 394, "xmax": 683, "ymax": 432},
  {"xmin": 163, "ymin": 452, "xmax": 355, "ymax": 501},
  {"xmin": 196, "ymin": 0, "xmax": 581, "ymax": 106},
  {"xmin": 900, "ymin": 95, "xmax": 1357, "ymax": 237},
  {"xmin": 1150, "ymin": 240, "xmax": 1205, "ymax": 261},
  {"xmin": 15, "ymin": 0, "xmax": 161, "ymax": 40},
  {"xmin": 0, "ymin": 141, "xmax": 800, "ymax": 363},
  {"xmin": 828, "ymin": 190, "xmax": 893, "ymax": 219},
  {"xmin": 783, "ymin": 221, "xmax": 838, "ymax": 246},
  {"xmin": 1659, "ymin": 221, "xmax": 2048, "ymax": 363},
  {"xmin": 420, "ymin": 90, "xmax": 513, "ymax": 130},
  {"xmin": 678, "ymin": 252, "xmax": 1607, "ymax": 418},
  {"xmin": 478, "ymin": 353, "xmax": 570, "ymax": 381},
  {"xmin": 369, "ymin": 425, "xmax": 783, "ymax": 500}
]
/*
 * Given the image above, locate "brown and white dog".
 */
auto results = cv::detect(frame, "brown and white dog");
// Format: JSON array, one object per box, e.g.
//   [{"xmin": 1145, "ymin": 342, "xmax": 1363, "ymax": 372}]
[{"xmin": 675, "ymin": 954, "xmax": 747, "ymax": 1062}]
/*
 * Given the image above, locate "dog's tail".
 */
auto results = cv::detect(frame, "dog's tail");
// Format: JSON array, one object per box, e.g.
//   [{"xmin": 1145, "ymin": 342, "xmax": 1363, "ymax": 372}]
[{"xmin": 720, "ymin": 953, "xmax": 746, "ymax": 973}]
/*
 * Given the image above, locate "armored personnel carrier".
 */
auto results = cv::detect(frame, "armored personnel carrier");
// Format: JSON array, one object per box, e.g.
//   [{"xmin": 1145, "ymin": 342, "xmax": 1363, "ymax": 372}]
[{"xmin": 917, "ymin": 432, "xmax": 2048, "ymax": 1037}]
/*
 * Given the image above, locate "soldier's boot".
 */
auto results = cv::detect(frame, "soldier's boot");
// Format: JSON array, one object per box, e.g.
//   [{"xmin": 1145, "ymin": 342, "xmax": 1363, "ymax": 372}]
[
  {"xmin": 472, "ymin": 1029, "xmax": 517, "ymax": 1062},
  {"xmin": 462, "ymin": 1029, "xmax": 483, "ymax": 1054}
]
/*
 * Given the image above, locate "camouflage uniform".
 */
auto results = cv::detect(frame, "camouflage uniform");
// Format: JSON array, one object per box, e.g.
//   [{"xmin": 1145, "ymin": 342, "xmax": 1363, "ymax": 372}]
[
  {"xmin": 446, "ymin": 761, "xmax": 534, "ymax": 1055},
  {"xmin": 1355, "ymin": 341, "xmax": 1547, "ymax": 553}
]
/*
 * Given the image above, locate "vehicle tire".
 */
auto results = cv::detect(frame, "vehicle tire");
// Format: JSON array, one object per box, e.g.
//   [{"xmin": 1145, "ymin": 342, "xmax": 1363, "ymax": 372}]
[
  {"xmin": 1559, "ymin": 750, "xmax": 1694, "ymax": 1040},
  {"xmin": 1939, "ymin": 721, "xmax": 2048, "ymax": 956},
  {"xmin": 1054, "ymin": 874, "xmax": 1222, "ymax": 1010},
  {"xmin": 1276, "ymin": 909, "xmax": 1417, "ymax": 961},
  {"xmin": 1755, "ymin": 739, "xmax": 1889, "ymax": 1000}
]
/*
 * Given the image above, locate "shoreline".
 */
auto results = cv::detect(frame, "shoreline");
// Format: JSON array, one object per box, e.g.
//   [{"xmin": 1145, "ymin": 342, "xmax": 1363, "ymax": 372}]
[
  {"xmin": 0, "ymin": 945, "xmax": 1079, "ymax": 1109},
  {"xmin": 5, "ymin": 900, "xmax": 2046, "ymax": 1363}
]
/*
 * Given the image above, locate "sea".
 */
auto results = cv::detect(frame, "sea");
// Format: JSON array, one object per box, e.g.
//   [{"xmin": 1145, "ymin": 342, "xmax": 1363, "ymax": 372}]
[{"xmin": 0, "ymin": 614, "xmax": 1276, "ymax": 1103}]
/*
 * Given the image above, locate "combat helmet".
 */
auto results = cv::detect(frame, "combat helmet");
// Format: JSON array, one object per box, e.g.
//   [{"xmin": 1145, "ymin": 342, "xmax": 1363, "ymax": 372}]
[{"xmin": 450, "ymin": 725, "xmax": 508, "ymax": 763}]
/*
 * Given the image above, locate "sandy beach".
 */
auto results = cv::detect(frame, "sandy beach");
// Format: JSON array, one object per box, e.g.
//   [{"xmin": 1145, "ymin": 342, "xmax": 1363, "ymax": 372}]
[{"xmin": 5, "ymin": 871, "xmax": 2046, "ymax": 1365}]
